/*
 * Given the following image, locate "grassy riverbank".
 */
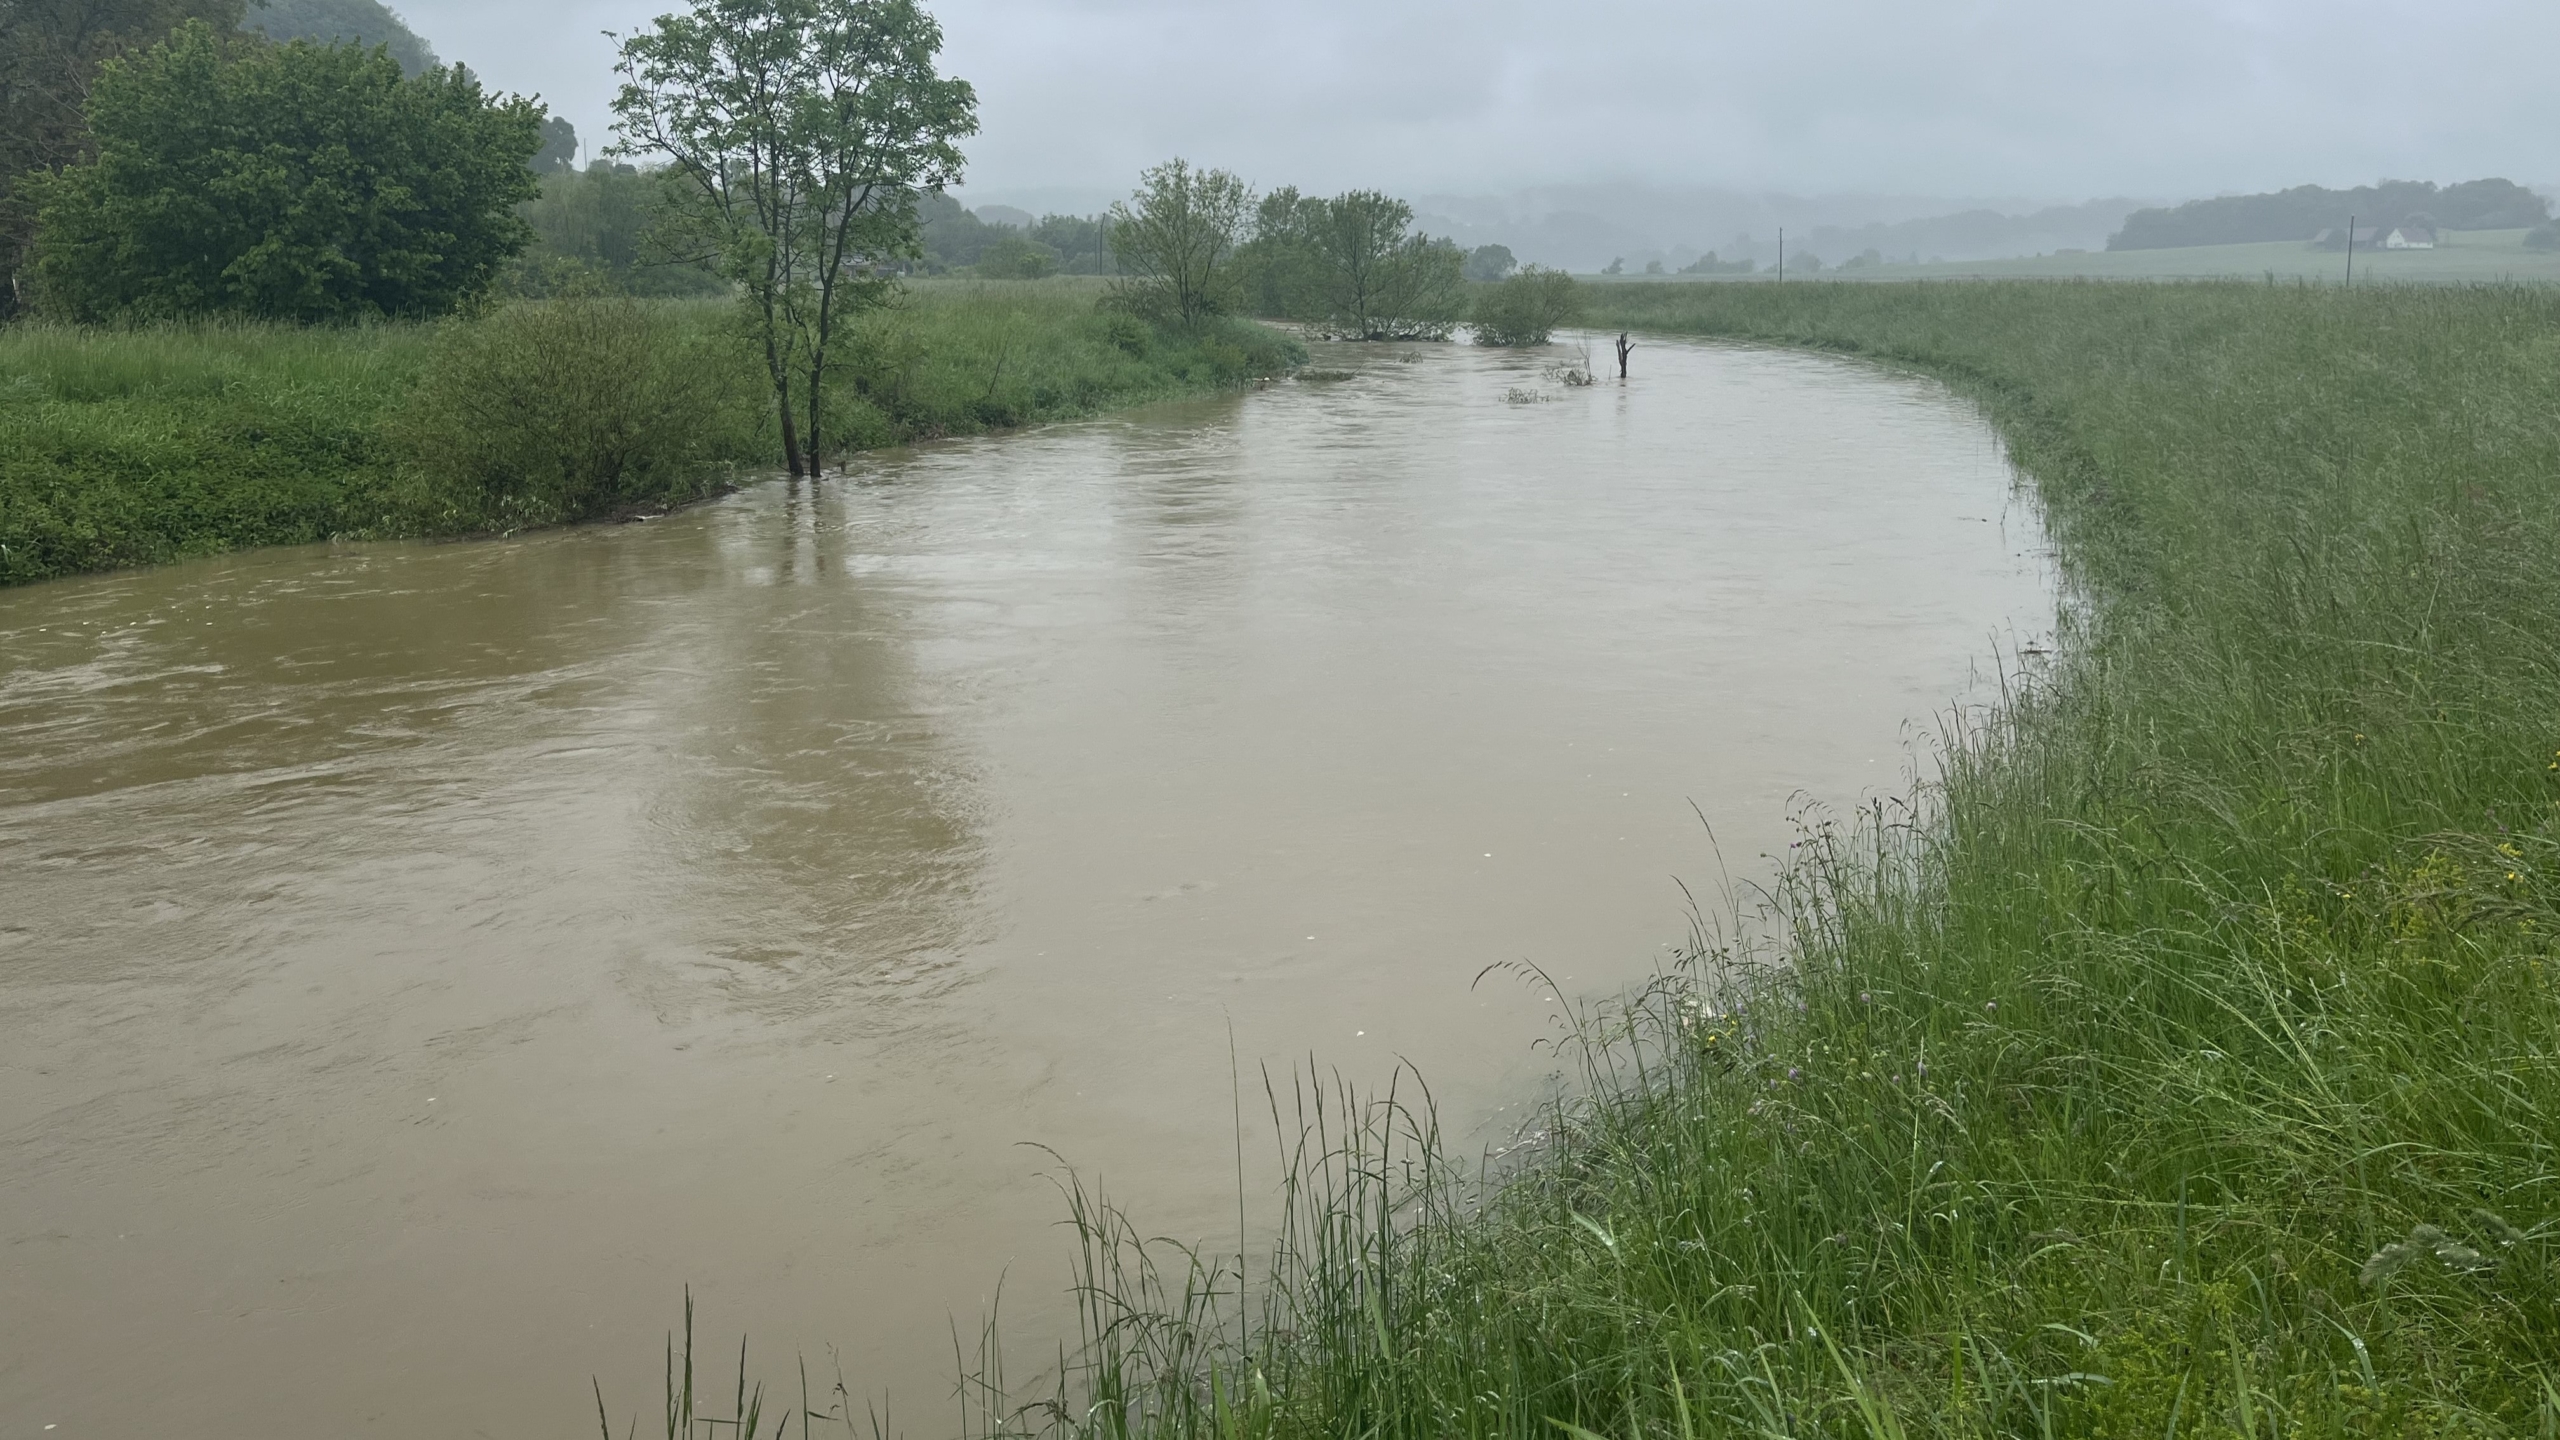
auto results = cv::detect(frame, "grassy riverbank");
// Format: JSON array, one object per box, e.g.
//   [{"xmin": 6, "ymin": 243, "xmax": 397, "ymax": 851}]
[
  {"xmin": 0, "ymin": 281, "xmax": 1297, "ymax": 586},
  {"xmin": 967, "ymin": 281, "xmax": 2560, "ymax": 1440}
]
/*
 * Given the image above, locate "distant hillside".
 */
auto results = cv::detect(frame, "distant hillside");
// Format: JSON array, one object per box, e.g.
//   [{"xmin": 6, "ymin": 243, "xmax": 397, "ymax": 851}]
[
  {"xmin": 245, "ymin": 0, "xmax": 437, "ymax": 75},
  {"xmin": 2109, "ymin": 179, "xmax": 2548, "ymax": 250}
]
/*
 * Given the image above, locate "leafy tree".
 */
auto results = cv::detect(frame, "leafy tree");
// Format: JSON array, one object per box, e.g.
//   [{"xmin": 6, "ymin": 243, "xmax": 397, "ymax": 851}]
[
  {"xmin": 614, "ymin": 0, "xmax": 978, "ymax": 478},
  {"xmin": 1470, "ymin": 264, "xmax": 1579, "ymax": 346},
  {"xmin": 1107, "ymin": 157, "xmax": 1250, "ymax": 330},
  {"xmin": 510, "ymin": 160, "xmax": 726, "ymax": 296},
  {"xmin": 0, "ymin": 0, "xmax": 249, "ymax": 315},
  {"xmin": 242, "ymin": 0, "xmax": 433, "ymax": 73},
  {"xmin": 28, "ymin": 20, "xmax": 541, "ymax": 320},
  {"xmin": 1025, "ymin": 212, "xmax": 1106, "ymax": 274},
  {"xmin": 532, "ymin": 115, "xmax": 579, "ymax": 173},
  {"xmin": 916, "ymin": 189, "xmax": 1002, "ymax": 269},
  {"xmin": 1232, "ymin": 185, "xmax": 1320, "ymax": 318},
  {"xmin": 2526, "ymin": 219, "xmax": 2560, "ymax": 252},
  {"xmin": 975, "ymin": 232, "xmax": 1054, "ymax": 278},
  {"xmin": 1602, "ymin": 257, "xmax": 1623, "ymax": 275},
  {"xmin": 1462, "ymin": 242, "xmax": 1515, "ymax": 282},
  {"xmin": 1296, "ymin": 190, "xmax": 1463, "ymax": 340}
]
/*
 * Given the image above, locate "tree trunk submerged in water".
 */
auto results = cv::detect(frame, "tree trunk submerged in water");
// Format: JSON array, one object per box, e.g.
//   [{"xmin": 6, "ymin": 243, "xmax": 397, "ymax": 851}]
[{"xmin": 1615, "ymin": 332, "xmax": 1634, "ymax": 379}]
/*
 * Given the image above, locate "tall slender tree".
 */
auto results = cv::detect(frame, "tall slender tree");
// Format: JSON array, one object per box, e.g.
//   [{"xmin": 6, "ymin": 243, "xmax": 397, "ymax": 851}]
[{"xmin": 612, "ymin": 0, "xmax": 976, "ymax": 479}]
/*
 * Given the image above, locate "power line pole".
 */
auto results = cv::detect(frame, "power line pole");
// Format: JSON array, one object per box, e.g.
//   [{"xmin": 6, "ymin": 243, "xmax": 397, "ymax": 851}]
[
  {"xmin": 1778, "ymin": 227, "xmax": 1785, "ymax": 282},
  {"xmin": 2345, "ymin": 214, "xmax": 2355, "ymax": 289}
]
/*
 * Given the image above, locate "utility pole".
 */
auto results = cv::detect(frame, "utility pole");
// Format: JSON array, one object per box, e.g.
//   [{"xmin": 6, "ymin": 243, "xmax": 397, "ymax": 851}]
[
  {"xmin": 1777, "ymin": 227, "xmax": 1785, "ymax": 282},
  {"xmin": 2345, "ymin": 214, "xmax": 2355, "ymax": 289}
]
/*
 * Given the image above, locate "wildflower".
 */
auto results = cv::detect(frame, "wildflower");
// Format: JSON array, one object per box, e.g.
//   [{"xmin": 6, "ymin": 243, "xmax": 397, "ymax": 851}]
[
  {"xmin": 1984, "ymin": 1000, "xmax": 1997, "ymax": 1013},
  {"xmin": 1788, "ymin": 1067, "xmax": 1802, "ymax": 1082},
  {"xmin": 1858, "ymin": 990, "xmax": 1872, "ymax": 1004}
]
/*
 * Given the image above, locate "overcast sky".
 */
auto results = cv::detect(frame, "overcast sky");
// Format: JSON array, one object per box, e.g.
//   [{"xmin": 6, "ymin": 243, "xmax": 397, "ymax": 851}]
[{"xmin": 397, "ymin": 0, "xmax": 2558, "ymax": 213}]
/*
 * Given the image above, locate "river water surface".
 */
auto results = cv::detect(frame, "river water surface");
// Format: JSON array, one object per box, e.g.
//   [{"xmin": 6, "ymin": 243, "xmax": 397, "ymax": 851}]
[{"xmin": 1, "ymin": 335, "xmax": 2048, "ymax": 1436}]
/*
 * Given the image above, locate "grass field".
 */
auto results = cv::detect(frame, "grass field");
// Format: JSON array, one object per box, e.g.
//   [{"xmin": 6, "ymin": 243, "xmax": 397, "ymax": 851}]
[
  {"xmin": 0, "ymin": 281, "xmax": 1298, "ymax": 586},
  {"xmin": 1591, "ymin": 229, "xmax": 2560, "ymax": 286},
  {"xmin": 876, "ymin": 280, "xmax": 2560, "ymax": 1440}
]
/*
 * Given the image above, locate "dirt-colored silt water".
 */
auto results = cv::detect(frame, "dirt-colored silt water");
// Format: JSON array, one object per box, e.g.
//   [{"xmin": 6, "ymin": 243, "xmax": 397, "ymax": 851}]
[{"xmin": 0, "ymin": 336, "xmax": 2049, "ymax": 1436}]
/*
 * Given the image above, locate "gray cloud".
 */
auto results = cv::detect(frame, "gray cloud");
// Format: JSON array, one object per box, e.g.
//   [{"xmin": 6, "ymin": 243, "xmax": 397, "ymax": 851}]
[{"xmin": 398, "ymin": 0, "xmax": 2557, "ymax": 209}]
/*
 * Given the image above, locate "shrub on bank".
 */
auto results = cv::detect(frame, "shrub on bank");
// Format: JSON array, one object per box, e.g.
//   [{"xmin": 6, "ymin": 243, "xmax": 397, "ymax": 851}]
[
  {"xmin": 393, "ymin": 295, "xmax": 760, "ymax": 528},
  {"xmin": 1470, "ymin": 265, "xmax": 1582, "ymax": 346}
]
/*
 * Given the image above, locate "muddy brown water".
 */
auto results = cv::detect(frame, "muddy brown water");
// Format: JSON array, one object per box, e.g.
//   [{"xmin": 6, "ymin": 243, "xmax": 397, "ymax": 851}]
[{"xmin": 0, "ymin": 335, "xmax": 2049, "ymax": 1436}]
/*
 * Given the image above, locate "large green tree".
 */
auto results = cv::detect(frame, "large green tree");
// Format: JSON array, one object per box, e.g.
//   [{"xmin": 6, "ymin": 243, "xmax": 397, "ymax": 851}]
[
  {"xmin": 1299, "ymin": 190, "xmax": 1464, "ymax": 340},
  {"xmin": 0, "ymin": 0, "xmax": 249, "ymax": 314},
  {"xmin": 1107, "ymin": 158, "xmax": 1250, "ymax": 330},
  {"xmin": 613, "ymin": 0, "xmax": 978, "ymax": 479},
  {"xmin": 28, "ymin": 21, "xmax": 542, "ymax": 320}
]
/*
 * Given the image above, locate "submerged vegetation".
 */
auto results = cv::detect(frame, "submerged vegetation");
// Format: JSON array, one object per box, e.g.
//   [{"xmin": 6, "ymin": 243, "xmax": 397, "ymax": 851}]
[
  {"xmin": 0, "ymin": 283, "xmax": 1297, "ymax": 584},
  {"xmin": 679, "ymin": 279, "xmax": 2559, "ymax": 1440}
]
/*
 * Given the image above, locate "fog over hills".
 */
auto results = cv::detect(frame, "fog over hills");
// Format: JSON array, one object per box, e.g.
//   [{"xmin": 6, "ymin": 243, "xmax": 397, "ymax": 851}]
[{"xmin": 378, "ymin": 0, "xmax": 2555, "ymax": 271}]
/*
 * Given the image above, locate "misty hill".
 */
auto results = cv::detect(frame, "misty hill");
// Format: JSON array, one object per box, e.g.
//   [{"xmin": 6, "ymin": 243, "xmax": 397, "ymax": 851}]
[
  {"xmin": 246, "ymin": 0, "xmax": 437, "ymax": 76},
  {"xmin": 2108, "ymin": 179, "xmax": 2550, "ymax": 250}
]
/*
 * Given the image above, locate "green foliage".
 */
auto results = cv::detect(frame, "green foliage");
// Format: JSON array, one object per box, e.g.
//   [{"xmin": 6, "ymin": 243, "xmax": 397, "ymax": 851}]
[
  {"xmin": 392, "ymin": 295, "xmax": 760, "ymax": 527},
  {"xmin": 2525, "ymin": 220, "xmax": 2560, "ymax": 252},
  {"xmin": 0, "ymin": 0, "xmax": 249, "ymax": 315},
  {"xmin": 532, "ymin": 115, "xmax": 579, "ymax": 173},
  {"xmin": 612, "ymin": 0, "xmax": 979, "ymax": 475},
  {"xmin": 917, "ymin": 190, "xmax": 1006, "ymax": 269},
  {"xmin": 27, "ymin": 21, "xmax": 541, "ymax": 321},
  {"xmin": 508, "ymin": 161, "xmax": 728, "ymax": 298},
  {"xmin": 975, "ymin": 232, "xmax": 1057, "ymax": 279},
  {"xmin": 1469, "ymin": 264, "xmax": 1581, "ymax": 346},
  {"xmin": 2111, "ymin": 178, "xmax": 2551, "ymax": 250},
  {"xmin": 1463, "ymin": 242, "xmax": 1517, "ymax": 282},
  {"xmin": 1231, "ymin": 186, "xmax": 1464, "ymax": 339},
  {"xmin": 0, "ymin": 318, "xmax": 428, "ymax": 582},
  {"xmin": 1024, "ymin": 212, "xmax": 1112, "ymax": 275},
  {"xmin": 240, "ymin": 0, "xmax": 435, "ymax": 74},
  {"xmin": 929, "ymin": 281, "xmax": 2560, "ymax": 1440},
  {"xmin": 2, "ymin": 285, "xmax": 1300, "ymax": 584},
  {"xmin": 1295, "ymin": 190, "xmax": 1465, "ymax": 340},
  {"xmin": 825, "ymin": 283, "xmax": 1298, "ymax": 445},
  {"xmin": 1107, "ymin": 157, "xmax": 1251, "ymax": 330}
]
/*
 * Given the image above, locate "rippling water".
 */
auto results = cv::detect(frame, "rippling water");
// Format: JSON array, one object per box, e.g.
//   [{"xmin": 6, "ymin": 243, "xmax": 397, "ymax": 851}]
[{"xmin": 0, "ymin": 335, "xmax": 2048, "ymax": 1435}]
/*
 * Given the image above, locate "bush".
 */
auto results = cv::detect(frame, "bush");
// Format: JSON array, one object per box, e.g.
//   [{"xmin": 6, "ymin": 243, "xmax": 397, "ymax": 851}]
[
  {"xmin": 975, "ymin": 234, "xmax": 1058, "ymax": 279},
  {"xmin": 1469, "ymin": 265, "xmax": 1581, "ymax": 346},
  {"xmin": 393, "ymin": 295, "xmax": 755, "ymax": 528},
  {"xmin": 2526, "ymin": 220, "xmax": 2560, "ymax": 252},
  {"xmin": 29, "ymin": 21, "xmax": 540, "ymax": 321}
]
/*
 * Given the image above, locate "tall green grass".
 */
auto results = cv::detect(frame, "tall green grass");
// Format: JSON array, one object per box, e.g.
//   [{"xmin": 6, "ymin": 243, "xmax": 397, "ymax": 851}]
[
  {"xmin": 0, "ymin": 281, "xmax": 1299, "ymax": 585},
  {"xmin": 833, "ymin": 281, "xmax": 2557, "ymax": 1440}
]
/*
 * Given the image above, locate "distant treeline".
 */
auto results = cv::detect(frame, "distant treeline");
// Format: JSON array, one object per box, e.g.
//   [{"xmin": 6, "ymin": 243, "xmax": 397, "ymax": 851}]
[{"xmin": 2108, "ymin": 179, "xmax": 2551, "ymax": 250}]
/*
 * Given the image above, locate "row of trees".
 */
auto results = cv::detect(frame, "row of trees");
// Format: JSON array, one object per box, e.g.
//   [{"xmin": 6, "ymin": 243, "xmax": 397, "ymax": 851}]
[{"xmin": 1103, "ymin": 159, "xmax": 1579, "ymax": 345}]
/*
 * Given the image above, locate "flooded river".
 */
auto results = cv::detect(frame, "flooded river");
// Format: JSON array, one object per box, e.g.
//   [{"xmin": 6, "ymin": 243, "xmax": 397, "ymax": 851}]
[{"xmin": 0, "ymin": 336, "xmax": 2048, "ymax": 1436}]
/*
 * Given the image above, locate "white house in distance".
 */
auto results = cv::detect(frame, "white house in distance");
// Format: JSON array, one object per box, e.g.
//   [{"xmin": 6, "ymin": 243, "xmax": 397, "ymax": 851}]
[{"xmin": 2310, "ymin": 220, "xmax": 2439, "ymax": 250}]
